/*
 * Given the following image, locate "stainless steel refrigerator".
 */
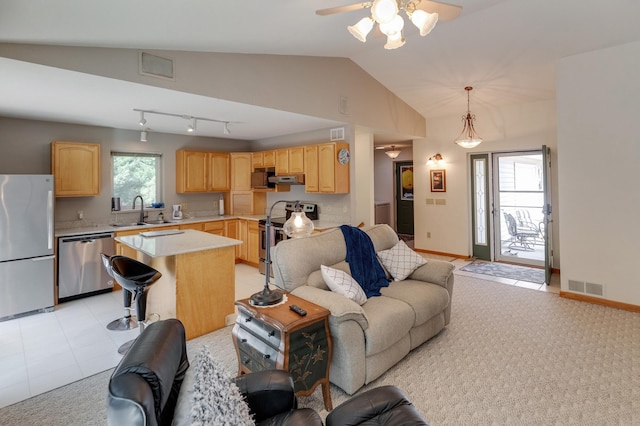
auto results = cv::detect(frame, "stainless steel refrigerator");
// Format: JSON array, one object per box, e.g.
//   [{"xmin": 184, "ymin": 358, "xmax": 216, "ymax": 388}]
[{"xmin": 0, "ymin": 175, "xmax": 55, "ymax": 320}]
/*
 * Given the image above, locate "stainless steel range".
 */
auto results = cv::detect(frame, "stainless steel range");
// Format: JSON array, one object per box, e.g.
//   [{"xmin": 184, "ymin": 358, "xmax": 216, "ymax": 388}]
[{"xmin": 258, "ymin": 202, "xmax": 318, "ymax": 275}]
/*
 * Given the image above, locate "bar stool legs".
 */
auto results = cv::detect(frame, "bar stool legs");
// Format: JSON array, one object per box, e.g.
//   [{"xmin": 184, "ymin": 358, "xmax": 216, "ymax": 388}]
[{"xmin": 106, "ymin": 289, "xmax": 138, "ymax": 331}]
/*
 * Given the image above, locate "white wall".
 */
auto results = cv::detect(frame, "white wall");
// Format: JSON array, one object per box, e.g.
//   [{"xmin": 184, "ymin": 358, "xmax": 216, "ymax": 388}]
[
  {"xmin": 557, "ymin": 40, "xmax": 640, "ymax": 305},
  {"xmin": 412, "ymin": 100, "xmax": 558, "ymax": 258}
]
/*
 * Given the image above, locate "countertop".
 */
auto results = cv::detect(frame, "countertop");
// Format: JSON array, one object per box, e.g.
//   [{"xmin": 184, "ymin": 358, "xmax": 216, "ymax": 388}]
[
  {"xmin": 55, "ymin": 215, "xmax": 345, "ymax": 237},
  {"xmin": 115, "ymin": 229, "xmax": 242, "ymax": 258}
]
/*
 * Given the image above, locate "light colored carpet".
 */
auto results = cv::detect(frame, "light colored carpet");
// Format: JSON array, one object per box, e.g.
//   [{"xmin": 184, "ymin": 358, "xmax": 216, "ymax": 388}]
[{"xmin": 1, "ymin": 274, "xmax": 638, "ymax": 425}]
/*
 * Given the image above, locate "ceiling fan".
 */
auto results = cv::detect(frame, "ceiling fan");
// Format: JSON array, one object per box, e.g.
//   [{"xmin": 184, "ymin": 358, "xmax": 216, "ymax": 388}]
[{"xmin": 316, "ymin": 0, "xmax": 462, "ymax": 49}]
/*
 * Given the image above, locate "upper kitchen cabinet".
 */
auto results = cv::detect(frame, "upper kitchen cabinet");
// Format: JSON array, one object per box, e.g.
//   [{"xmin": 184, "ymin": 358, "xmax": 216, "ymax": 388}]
[
  {"xmin": 317, "ymin": 142, "xmax": 350, "ymax": 194},
  {"xmin": 176, "ymin": 150, "xmax": 229, "ymax": 193},
  {"xmin": 230, "ymin": 153, "xmax": 252, "ymax": 191},
  {"xmin": 304, "ymin": 144, "xmax": 319, "ymax": 193},
  {"xmin": 275, "ymin": 147, "xmax": 304, "ymax": 175},
  {"xmin": 51, "ymin": 141, "xmax": 100, "ymax": 197}
]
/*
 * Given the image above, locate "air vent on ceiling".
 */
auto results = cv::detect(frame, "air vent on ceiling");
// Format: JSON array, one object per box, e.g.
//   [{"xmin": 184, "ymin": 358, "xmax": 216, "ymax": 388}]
[
  {"xmin": 330, "ymin": 127, "xmax": 345, "ymax": 141},
  {"xmin": 139, "ymin": 52, "xmax": 175, "ymax": 80}
]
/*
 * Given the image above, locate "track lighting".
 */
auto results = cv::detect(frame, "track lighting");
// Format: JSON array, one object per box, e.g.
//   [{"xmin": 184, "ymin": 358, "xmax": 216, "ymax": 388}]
[
  {"xmin": 140, "ymin": 130, "xmax": 147, "ymax": 142},
  {"xmin": 133, "ymin": 109, "xmax": 235, "ymax": 136},
  {"xmin": 187, "ymin": 118, "xmax": 196, "ymax": 133}
]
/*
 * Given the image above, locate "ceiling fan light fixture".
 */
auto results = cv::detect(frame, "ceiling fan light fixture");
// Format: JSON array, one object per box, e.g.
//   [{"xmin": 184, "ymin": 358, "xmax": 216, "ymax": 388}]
[
  {"xmin": 384, "ymin": 32, "xmax": 406, "ymax": 50},
  {"xmin": 371, "ymin": 0, "xmax": 398, "ymax": 24},
  {"xmin": 455, "ymin": 86, "xmax": 483, "ymax": 149},
  {"xmin": 411, "ymin": 10, "xmax": 439, "ymax": 36},
  {"xmin": 348, "ymin": 16, "xmax": 374, "ymax": 42},
  {"xmin": 379, "ymin": 14, "xmax": 404, "ymax": 36}
]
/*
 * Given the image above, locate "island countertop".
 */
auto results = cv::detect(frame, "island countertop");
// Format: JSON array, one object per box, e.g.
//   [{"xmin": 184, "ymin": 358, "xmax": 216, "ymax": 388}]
[{"xmin": 115, "ymin": 229, "xmax": 242, "ymax": 258}]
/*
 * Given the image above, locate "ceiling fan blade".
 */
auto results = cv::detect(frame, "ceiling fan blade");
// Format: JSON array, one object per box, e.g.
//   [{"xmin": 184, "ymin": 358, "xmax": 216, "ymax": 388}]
[
  {"xmin": 315, "ymin": 2, "xmax": 370, "ymax": 16},
  {"xmin": 418, "ymin": 0, "xmax": 462, "ymax": 22}
]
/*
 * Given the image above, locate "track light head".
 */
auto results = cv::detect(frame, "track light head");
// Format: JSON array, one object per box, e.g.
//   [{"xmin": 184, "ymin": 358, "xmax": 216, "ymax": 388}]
[
  {"xmin": 187, "ymin": 117, "xmax": 196, "ymax": 133},
  {"xmin": 223, "ymin": 122, "xmax": 231, "ymax": 135},
  {"xmin": 139, "ymin": 111, "xmax": 146, "ymax": 126},
  {"xmin": 140, "ymin": 130, "xmax": 147, "ymax": 142}
]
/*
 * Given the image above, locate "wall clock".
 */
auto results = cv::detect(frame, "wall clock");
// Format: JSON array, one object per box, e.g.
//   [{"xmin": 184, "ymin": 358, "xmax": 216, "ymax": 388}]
[{"xmin": 338, "ymin": 148, "xmax": 350, "ymax": 165}]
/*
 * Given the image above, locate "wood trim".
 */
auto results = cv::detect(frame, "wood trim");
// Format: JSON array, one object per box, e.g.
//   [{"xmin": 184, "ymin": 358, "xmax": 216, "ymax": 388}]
[
  {"xmin": 559, "ymin": 291, "xmax": 640, "ymax": 313},
  {"xmin": 414, "ymin": 248, "xmax": 469, "ymax": 259}
]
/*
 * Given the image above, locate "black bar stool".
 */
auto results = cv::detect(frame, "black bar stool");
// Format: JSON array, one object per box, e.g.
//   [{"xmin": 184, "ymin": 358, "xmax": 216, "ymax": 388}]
[
  {"xmin": 101, "ymin": 253, "xmax": 138, "ymax": 331},
  {"xmin": 110, "ymin": 256, "xmax": 162, "ymax": 354}
]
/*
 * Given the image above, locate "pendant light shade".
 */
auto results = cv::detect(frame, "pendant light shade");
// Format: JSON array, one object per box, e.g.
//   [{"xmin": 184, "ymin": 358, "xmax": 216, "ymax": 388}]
[
  {"xmin": 410, "ymin": 10, "xmax": 438, "ymax": 36},
  {"xmin": 385, "ymin": 145, "xmax": 401, "ymax": 158},
  {"xmin": 371, "ymin": 0, "xmax": 398, "ymax": 24},
  {"xmin": 455, "ymin": 86, "xmax": 483, "ymax": 149},
  {"xmin": 348, "ymin": 17, "xmax": 374, "ymax": 42}
]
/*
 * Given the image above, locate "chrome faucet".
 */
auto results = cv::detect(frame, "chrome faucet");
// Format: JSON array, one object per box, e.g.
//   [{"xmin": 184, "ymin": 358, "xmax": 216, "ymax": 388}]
[{"xmin": 132, "ymin": 195, "xmax": 145, "ymax": 223}]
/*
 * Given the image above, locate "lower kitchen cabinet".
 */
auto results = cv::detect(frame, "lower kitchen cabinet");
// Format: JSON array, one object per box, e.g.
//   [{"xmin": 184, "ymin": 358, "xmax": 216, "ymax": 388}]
[{"xmin": 246, "ymin": 221, "xmax": 259, "ymax": 265}]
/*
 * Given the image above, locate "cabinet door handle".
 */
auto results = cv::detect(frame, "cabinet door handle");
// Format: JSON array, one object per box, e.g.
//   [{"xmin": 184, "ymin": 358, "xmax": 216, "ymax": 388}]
[
  {"xmin": 268, "ymin": 331, "xmax": 275, "ymax": 337},
  {"xmin": 245, "ymin": 317, "xmax": 252, "ymax": 323},
  {"xmin": 263, "ymin": 354, "xmax": 270, "ymax": 359}
]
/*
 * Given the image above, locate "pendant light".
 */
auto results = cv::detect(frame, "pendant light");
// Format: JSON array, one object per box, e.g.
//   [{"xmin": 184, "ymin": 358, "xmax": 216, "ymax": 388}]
[{"xmin": 454, "ymin": 86, "xmax": 483, "ymax": 149}]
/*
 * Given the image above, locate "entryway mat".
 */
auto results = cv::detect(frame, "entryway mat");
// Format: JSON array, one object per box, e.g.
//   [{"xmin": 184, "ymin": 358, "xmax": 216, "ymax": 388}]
[{"xmin": 459, "ymin": 261, "xmax": 545, "ymax": 284}]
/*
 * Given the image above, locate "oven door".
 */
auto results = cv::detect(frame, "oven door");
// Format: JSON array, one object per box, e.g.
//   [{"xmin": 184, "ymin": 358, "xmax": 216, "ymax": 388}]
[{"xmin": 259, "ymin": 224, "xmax": 287, "ymax": 276}]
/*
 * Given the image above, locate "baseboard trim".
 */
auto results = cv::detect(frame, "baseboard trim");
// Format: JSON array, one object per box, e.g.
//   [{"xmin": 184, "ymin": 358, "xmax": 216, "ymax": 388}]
[
  {"xmin": 559, "ymin": 291, "xmax": 640, "ymax": 313},
  {"xmin": 414, "ymin": 248, "xmax": 469, "ymax": 259}
]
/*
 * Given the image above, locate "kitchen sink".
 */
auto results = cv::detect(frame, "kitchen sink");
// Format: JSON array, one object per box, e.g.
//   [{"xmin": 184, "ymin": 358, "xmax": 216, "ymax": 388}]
[
  {"xmin": 143, "ymin": 220, "xmax": 176, "ymax": 225},
  {"xmin": 111, "ymin": 222, "xmax": 150, "ymax": 227}
]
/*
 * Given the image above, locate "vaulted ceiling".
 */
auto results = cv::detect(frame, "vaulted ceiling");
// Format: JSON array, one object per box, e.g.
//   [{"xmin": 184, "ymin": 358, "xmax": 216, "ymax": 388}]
[{"xmin": 1, "ymin": 0, "xmax": 640, "ymax": 142}]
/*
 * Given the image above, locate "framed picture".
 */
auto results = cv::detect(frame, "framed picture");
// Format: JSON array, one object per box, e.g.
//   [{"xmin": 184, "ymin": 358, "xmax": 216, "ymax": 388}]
[
  {"xmin": 430, "ymin": 169, "xmax": 446, "ymax": 192},
  {"xmin": 400, "ymin": 165, "xmax": 413, "ymax": 200}
]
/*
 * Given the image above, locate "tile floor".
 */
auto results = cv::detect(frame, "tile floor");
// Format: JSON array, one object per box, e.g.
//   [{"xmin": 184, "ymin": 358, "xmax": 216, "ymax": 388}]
[{"xmin": 0, "ymin": 260, "xmax": 559, "ymax": 409}]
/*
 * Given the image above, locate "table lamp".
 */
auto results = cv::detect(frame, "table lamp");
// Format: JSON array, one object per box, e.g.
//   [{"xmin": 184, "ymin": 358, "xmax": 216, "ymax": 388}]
[{"xmin": 250, "ymin": 200, "xmax": 314, "ymax": 306}]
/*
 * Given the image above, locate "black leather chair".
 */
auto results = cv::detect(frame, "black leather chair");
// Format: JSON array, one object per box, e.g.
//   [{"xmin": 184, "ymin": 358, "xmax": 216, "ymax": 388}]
[{"xmin": 101, "ymin": 253, "xmax": 138, "ymax": 331}]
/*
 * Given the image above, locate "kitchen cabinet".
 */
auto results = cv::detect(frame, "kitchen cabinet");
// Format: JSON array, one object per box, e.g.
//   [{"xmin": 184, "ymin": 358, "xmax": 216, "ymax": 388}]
[
  {"xmin": 318, "ymin": 142, "xmax": 350, "ymax": 193},
  {"xmin": 252, "ymin": 152, "xmax": 263, "ymax": 169},
  {"xmin": 237, "ymin": 219, "xmax": 248, "ymax": 261},
  {"xmin": 231, "ymin": 153, "xmax": 252, "ymax": 191},
  {"xmin": 51, "ymin": 141, "xmax": 100, "ymax": 197},
  {"xmin": 263, "ymin": 150, "xmax": 276, "ymax": 167},
  {"xmin": 230, "ymin": 191, "xmax": 266, "ymax": 215},
  {"xmin": 275, "ymin": 147, "xmax": 304, "ymax": 175},
  {"xmin": 224, "ymin": 219, "xmax": 241, "ymax": 259},
  {"xmin": 304, "ymin": 144, "xmax": 319, "ymax": 193},
  {"xmin": 275, "ymin": 149, "xmax": 289, "ymax": 175},
  {"xmin": 176, "ymin": 150, "xmax": 230, "ymax": 193},
  {"xmin": 246, "ymin": 220, "xmax": 259, "ymax": 265},
  {"xmin": 179, "ymin": 222, "xmax": 204, "ymax": 231},
  {"xmin": 203, "ymin": 220, "xmax": 225, "ymax": 235}
]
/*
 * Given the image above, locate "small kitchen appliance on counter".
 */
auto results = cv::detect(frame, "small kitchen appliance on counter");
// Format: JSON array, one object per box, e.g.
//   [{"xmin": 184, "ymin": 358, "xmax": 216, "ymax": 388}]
[{"xmin": 172, "ymin": 204, "xmax": 183, "ymax": 220}]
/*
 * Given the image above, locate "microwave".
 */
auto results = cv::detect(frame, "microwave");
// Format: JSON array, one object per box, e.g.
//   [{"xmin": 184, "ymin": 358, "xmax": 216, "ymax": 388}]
[{"xmin": 251, "ymin": 171, "xmax": 276, "ymax": 189}]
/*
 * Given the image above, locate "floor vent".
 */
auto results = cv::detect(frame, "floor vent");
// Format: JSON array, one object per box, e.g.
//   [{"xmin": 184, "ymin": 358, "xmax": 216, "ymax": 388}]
[
  {"xmin": 139, "ymin": 52, "xmax": 175, "ymax": 80},
  {"xmin": 330, "ymin": 127, "xmax": 345, "ymax": 141},
  {"xmin": 568, "ymin": 279, "xmax": 585, "ymax": 293}
]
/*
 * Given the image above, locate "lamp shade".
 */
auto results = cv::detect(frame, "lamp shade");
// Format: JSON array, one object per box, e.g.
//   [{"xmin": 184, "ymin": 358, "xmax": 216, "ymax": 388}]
[
  {"xmin": 348, "ymin": 17, "xmax": 374, "ymax": 42},
  {"xmin": 384, "ymin": 32, "xmax": 406, "ymax": 50},
  {"xmin": 283, "ymin": 212, "xmax": 314, "ymax": 238},
  {"xmin": 411, "ymin": 10, "xmax": 438, "ymax": 36},
  {"xmin": 371, "ymin": 0, "xmax": 398, "ymax": 24},
  {"xmin": 379, "ymin": 14, "xmax": 404, "ymax": 36}
]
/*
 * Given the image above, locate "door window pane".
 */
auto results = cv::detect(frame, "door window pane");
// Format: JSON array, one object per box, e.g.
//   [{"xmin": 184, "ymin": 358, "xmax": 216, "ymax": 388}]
[{"xmin": 474, "ymin": 158, "xmax": 487, "ymax": 245}]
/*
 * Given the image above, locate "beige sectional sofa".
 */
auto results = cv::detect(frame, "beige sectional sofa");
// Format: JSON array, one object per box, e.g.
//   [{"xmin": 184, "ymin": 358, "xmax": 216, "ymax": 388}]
[{"xmin": 271, "ymin": 224, "xmax": 455, "ymax": 395}]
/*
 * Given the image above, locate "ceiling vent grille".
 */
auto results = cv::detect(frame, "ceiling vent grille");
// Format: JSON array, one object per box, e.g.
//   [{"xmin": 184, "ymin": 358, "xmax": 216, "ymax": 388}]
[
  {"xmin": 330, "ymin": 127, "xmax": 345, "ymax": 141},
  {"xmin": 139, "ymin": 52, "xmax": 175, "ymax": 80}
]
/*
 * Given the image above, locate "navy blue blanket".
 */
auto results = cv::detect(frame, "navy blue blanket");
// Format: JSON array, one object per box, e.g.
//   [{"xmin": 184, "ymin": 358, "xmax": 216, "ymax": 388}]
[{"xmin": 340, "ymin": 225, "xmax": 389, "ymax": 298}]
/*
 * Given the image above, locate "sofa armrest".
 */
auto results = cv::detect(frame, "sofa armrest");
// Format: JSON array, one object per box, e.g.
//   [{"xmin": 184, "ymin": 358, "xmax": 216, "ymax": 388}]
[
  {"xmin": 233, "ymin": 370, "xmax": 297, "ymax": 424},
  {"xmin": 408, "ymin": 259, "xmax": 454, "ymax": 289},
  {"xmin": 291, "ymin": 286, "xmax": 369, "ymax": 331}
]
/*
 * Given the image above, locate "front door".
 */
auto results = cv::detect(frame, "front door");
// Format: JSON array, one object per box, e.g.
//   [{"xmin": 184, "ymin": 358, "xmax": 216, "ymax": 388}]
[{"xmin": 395, "ymin": 161, "xmax": 414, "ymax": 235}]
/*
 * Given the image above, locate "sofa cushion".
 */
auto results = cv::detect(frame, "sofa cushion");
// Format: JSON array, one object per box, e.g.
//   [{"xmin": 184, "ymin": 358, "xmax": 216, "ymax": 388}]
[
  {"xmin": 189, "ymin": 346, "xmax": 254, "ymax": 426},
  {"xmin": 321, "ymin": 265, "xmax": 367, "ymax": 305},
  {"xmin": 377, "ymin": 240, "xmax": 426, "ymax": 281},
  {"xmin": 381, "ymin": 280, "xmax": 450, "ymax": 327},
  {"xmin": 362, "ymin": 296, "xmax": 415, "ymax": 356}
]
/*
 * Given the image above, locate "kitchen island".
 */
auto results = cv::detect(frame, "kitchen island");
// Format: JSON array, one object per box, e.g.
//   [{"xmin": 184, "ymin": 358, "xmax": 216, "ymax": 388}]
[{"xmin": 115, "ymin": 229, "xmax": 242, "ymax": 340}]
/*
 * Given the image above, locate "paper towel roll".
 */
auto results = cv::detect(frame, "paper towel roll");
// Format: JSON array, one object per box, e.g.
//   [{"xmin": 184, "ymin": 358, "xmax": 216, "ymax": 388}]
[{"xmin": 219, "ymin": 198, "xmax": 224, "ymax": 216}]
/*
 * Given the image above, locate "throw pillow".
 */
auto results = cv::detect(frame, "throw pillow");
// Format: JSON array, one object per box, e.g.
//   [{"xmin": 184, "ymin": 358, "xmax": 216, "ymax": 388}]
[
  {"xmin": 321, "ymin": 264, "xmax": 367, "ymax": 305},
  {"xmin": 190, "ymin": 346, "xmax": 255, "ymax": 426},
  {"xmin": 377, "ymin": 240, "xmax": 427, "ymax": 281}
]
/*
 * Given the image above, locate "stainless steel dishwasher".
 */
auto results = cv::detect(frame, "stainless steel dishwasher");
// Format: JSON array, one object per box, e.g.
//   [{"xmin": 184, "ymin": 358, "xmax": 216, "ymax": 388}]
[{"xmin": 58, "ymin": 232, "xmax": 115, "ymax": 302}]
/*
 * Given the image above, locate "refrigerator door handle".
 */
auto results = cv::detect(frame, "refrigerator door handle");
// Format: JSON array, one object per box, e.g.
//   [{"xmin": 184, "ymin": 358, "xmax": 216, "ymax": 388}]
[
  {"xmin": 32, "ymin": 255, "xmax": 56, "ymax": 262},
  {"xmin": 47, "ymin": 190, "xmax": 54, "ymax": 250}
]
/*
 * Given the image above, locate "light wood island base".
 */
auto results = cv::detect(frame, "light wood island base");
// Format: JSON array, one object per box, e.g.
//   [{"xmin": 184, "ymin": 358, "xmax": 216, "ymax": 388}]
[{"xmin": 115, "ymin": 230, "xmax": 241, "ymax": 340}]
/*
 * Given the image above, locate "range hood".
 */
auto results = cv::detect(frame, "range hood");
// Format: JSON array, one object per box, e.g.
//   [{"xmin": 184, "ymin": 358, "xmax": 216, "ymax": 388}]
[{"xmin": 268, "ymin": 175, "xmax": 305, "ymax": 185}]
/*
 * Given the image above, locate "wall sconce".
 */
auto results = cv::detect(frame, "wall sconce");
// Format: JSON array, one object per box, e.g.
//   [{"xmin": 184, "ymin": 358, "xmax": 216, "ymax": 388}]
[{"xmin": 427, "ymin": 153, "xmax": 444, "ymax": 167}]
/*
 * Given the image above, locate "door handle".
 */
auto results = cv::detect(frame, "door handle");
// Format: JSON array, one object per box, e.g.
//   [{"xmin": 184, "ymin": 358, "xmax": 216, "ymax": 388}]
[{"xmin": 32, "ymin": 255, "xmax": 55, "ymax": 262}]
